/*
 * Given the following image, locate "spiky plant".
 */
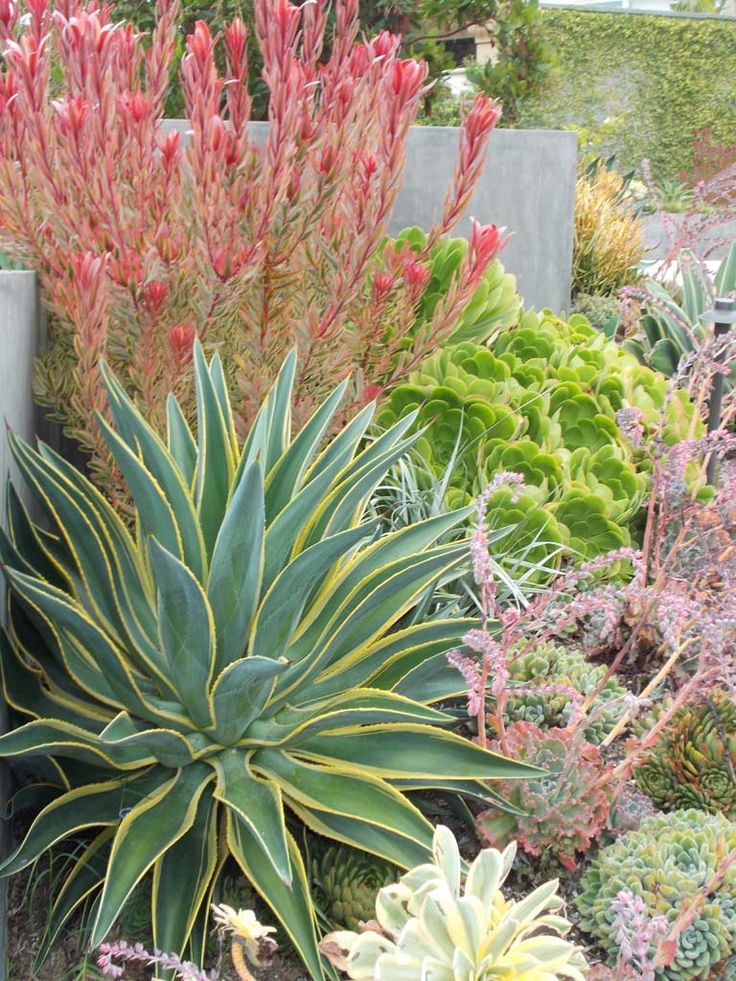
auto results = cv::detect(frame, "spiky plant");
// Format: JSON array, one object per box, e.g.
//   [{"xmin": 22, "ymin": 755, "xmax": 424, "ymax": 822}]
[
  {"xmin": 0, "ymin": 345, "xmax": 536, "ymax": 977},
  {"xmin": 313, "ymin": 844, "xmax": 398, "ymax": 931},
  {"xmin": 635, "ymin": 693, "xmax": 736, "ymax": 817},
  {"xmin": 320, "ymin": 825, "xmax": 589, "ymax": 980},
  {"xmin": 477, "ymin": 721, "xmax": 612, "ymax": 872}
]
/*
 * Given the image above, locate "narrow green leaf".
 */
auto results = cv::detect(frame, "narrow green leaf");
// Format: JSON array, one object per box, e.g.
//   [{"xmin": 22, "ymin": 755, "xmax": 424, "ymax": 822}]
[
  {"xmin": 193, "ymin": 342, "xmax": 235, "ymax": 558},
  {"xmin": 149, "ymin": 539, "xmax": 215, "ymax": 728},
  {"xmin": 298, "ymin": 725, "xmax": 545, "ymax": 781},
  {"xmin": 166, "ymin": 394, "xmax": 197, "ymax": 490},
  {"xmin": 0, "ymin": 771, "xmax": 166, "ymax": 875},
  {"xmin": 253, "ymin": 749, "xmax": 434, "ymax": 848},
  {"xmin": 250, "ymin": 524, "xmax": 374, "ymax": 661},
  {"xmin": 227, "ymin": 813, "xmax": 324, "ymax": 980},
  {"xmin": 90, "ymin": 763, "xmax": 214, "ymax": 946},
  {"xmin": 212, "ymin": 749, "xmax": 291, "ymax": 884},
  {"xmin": 152, "ymin": 788, "xmax": 218, "ymax": 959},
  {"xmin": 208, "ymin": 462, "xmax": 264, "ymax": 672},
  {"xmin": 0, "ymin": 718, "xmax": 157, "ymax": 769},
  {"xmin": 35, "ymin": 829, "xmax": 113, "ymax": 970},
  {"xmin": 264, "ymin": 377, "xmax": 348, "ymax": 521}
]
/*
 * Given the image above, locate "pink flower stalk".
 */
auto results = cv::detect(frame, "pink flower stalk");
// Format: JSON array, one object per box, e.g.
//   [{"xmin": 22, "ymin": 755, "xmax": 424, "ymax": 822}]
[
  {"xmin": 0, "ymin": 0, "xmax": 504, "ymax": 490},
  {"xmin": 610, "ymin": 890, "xmax": 669, "ymax": 981}
]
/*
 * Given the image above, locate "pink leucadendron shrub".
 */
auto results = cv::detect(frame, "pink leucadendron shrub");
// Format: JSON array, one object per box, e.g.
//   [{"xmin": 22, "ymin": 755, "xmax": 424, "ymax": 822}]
[{"xmin": 0, "ymin": 0, "xmax": 502, "ymax": 489}]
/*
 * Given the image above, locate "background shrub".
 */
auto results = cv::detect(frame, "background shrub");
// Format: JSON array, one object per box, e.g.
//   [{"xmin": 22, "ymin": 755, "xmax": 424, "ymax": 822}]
[{"xmin": 519, "ymin": 9, "xmax": 736, "ymax": 180}]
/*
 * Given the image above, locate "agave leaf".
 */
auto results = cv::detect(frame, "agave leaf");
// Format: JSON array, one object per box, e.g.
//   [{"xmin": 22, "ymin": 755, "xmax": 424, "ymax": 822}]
[
  {"xmin": 212, "ymin": 749, "xmax": 291, "ymax": 884},
  {"xmin": 264, "ymin": 376, "xmax": 349, "ymax": 521},
  {"xmin": 250, "ymin": 524, "xmax": 376, "ymax": 662},
  {"xmin": 207, "ymin": 461, "xmax": 265, "ymax": 671},
  {"xmin": 149, "ymin": 539, "xmax": 215, "ymax": 728},
  {"xmin": 254, "ymin": 749, "xmax": 435, "ymax": 850},
  {"xmin": 227, "ymin": 812, "xmax": 324, "ymax": 980},
  {"xmin": 715, "ymin": 241, "xmax": 736, "ymax": 295},
  {"xmin": 298, "ymin": 725, "xmax": 543, "ymax": 781},
  {"xmin": 152, "ymin": 787, "xmax": 219, "ymax": 960},
  {"xmin": 167, "ymin": 395, "xmax": 197, "ymax": 485},
  {"xmin": 90, "ymin": 763, "xmax": 214, "ymax": 946},
  {"xmin": 209, "ymin": 656, "xmax": 288, "ymax": 745},
  {"xmin": 101, "ymin": 363, "xmax": 206, "ymax": 580},
  {"xmin": 0, "ymin": 772, "xmax": 165, "ymax": 876},
  {"xmin": 193, "ymin": 342, "xmax": 236, "ymax": 557}
]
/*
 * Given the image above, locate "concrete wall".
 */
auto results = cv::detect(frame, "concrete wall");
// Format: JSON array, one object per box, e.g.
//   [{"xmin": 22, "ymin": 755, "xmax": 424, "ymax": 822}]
[
  {"xmin": 164, "ymin": 121, "xmax": 578, "ymax": 313},
  {"xmin": 0, "ymin": 271, "xmax": 41, "ymax": 981}
]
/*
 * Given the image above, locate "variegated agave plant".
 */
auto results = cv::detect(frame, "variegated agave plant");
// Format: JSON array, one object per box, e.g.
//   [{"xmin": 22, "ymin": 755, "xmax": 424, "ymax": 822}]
[{"xmin": 0, "ymin": 345, "xmax": 535, "ymax": 978}]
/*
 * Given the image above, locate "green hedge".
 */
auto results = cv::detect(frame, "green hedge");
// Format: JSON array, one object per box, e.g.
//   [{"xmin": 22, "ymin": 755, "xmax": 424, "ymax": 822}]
[{"xmin": 518, "ymin": 8, "xmax": 736, "ymax": 180}]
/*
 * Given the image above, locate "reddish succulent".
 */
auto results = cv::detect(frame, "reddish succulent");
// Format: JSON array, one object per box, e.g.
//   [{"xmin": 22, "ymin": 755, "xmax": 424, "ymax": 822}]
[{"xmin": 477, "ymin": 721, "xmax": 612, "ymax": 871}]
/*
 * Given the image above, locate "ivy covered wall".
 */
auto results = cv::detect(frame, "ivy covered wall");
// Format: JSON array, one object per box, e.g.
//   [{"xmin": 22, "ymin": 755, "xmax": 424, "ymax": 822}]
[{"xmin": 518, "ymin": 8, "xmax": 736, "ymax": 180}]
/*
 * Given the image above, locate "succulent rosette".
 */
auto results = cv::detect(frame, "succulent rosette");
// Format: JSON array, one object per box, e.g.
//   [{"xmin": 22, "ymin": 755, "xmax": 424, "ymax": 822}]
[
  {"xmin": 313, "ymin": 845, "xmax": 398, "ymax": 932},
  {"xmin": 504, "ymin": 642, "xmax": 627, "ymax": 744},
  {"xmin": 577, "ymin": 809, "xmax": 736, "ymax": 980},
  {"xmin": 635, "ymin": 693, "xmax": 736, "ymax": 817},
  {"xmin": 476, "ymin": 721, "xmax": 612, "ymax": 871}
]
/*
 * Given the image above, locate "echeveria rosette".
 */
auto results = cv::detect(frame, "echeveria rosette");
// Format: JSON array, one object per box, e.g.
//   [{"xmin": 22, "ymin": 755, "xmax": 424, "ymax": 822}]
[
  {"xmin": 577, "ymin": 809, "xmax": 736, "ymax": 980},
  {"xmin": 505, "ymin": 643, "xmax": 627, "ymax": 744},
  {"xmin": 635, "ymin": 694, "xmax": 736, "ymax": 818},
  {"xmin": 0, "ymin": 346, "xmax": 538, "ymax": 978},
  {"xmin": 312, "ymin": 844, "xmax": 398, "ymax": 931},
  {"xmin": 320, "ymin": 826, "xmax": 589, "ymax": 980},
  {"xmin": 477, "ymin": 721, "xmax": 612, "ymax": 872},
  {"xmin": 389, "ymin": 226, "xmax": 521, "ymax": 348}
]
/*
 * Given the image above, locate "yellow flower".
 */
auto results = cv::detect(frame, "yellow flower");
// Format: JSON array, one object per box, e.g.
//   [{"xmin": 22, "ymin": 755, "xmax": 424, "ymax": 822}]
[{"xmin": 211, "ymin": 904, "xmax": 278, "ymax": 969}]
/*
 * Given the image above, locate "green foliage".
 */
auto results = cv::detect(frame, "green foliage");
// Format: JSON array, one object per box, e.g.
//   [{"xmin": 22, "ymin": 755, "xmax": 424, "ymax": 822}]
[
  {"xmin": 320, "ymin": 826, "xmax": 588, "ymax": 979},
  {"xmin": 313, "ymin": 844, "xmax": 398, "ymax": 931},
  {"xmin": 466, "ymin": 0, "xmax": 556, "ymax": 125},
  {"xmin": 392, "ymin": 227, "xmax": 521, "ymax": 348},
  {"xmin": 635, "ymin": 693, "xmax": 736, "ymax": 818},
  {"xmin": 377, "ymin": 310, "xmax": 692, "ymax": 564},
  {"xmin": 518, "ymin": 9, "xmax": 736, "ymax": 180},
  {"xmin": 477, "ymin": 722, "xmax": 612, "ymax": 872},
  {"xmin": 624, "ymin": 244, "xmax": 736, "ymax": 378},
  {"xmin": 577, "ymin": 809, "xmax": 736, "ymax": 980},
  {"xmin": 505, "ymin": 642, "xmax": 627, "ymax": 744},
  {"xmin": 0, "ymin": 346, "xmax": 534, "ymax": 977},
  {"xmin": 572, "ymin": 293, "xmax": 621, "ymax": 336}
]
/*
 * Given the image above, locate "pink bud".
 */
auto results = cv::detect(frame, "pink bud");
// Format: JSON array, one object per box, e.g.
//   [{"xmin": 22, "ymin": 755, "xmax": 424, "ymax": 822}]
[
  {"xmin": 372, "ymin": 271, "xmax": 394, "ymax": 302},
  {"xmin": 169, "ymin": 322, "xmax": 196, "ymax": 360},
  {"xmin": 158, "ymin": 129, "xmax": 180, "ymax": 168},
  {"xmin": 224, "ymin": 17, "xmax": 248, "ymax": 63},
  {"xmin": 370, "ymin": 31, "xmax": 399, "ymax": 62},
  {"xmin": 402, "ymin": 260, "xmax": 430, "ymax": 300},
  {"xmin": 144, "ymin": 280, "xmax": 168, "ymax": 313},
  {"xmin": 390, "ymin": 58, "xmax": 426, "ymax": 101},
  {"xmin": 120, "ymin": 91, "xmax": 151, "ymax": 124},
  {"xmin": 468, "ymin": 219, "xmax": 505, "ymax": 273},
  {"xmin": 463, "ymin": 93, "xmax": 502, "ymax": 144},
  {"xmin": 187, "ymin": 21, "xmax": 214, "ymax": 66},
  {"xmin": 53, "ymin": 94, "xmax": 89, "ymax": 139},
  {"xmin": 364, "ymin": 383, "xmax": 384, "ymax": 401},
  {"xmin": 0, "ymin": 0, "xmax": 18, "ymax": 33}
]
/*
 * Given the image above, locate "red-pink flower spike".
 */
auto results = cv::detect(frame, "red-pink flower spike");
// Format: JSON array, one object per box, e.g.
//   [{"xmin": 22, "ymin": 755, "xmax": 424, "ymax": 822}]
[{"xmin": 0, "ymin": 0, "xmax": 503, "ymax": 492}]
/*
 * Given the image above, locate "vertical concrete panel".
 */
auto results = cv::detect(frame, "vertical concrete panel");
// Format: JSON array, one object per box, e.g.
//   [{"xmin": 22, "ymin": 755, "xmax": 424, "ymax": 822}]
[
  {"xmin": 0, "ymin": 270, "xmax": 40, "ymax": 981},
  {"xmin": 163, "ymin": 121, "xmax": 578, "ymax": 313},
  {"xmin": 389, "ymin": 128, "xmax": 578, "ymax": 313}
]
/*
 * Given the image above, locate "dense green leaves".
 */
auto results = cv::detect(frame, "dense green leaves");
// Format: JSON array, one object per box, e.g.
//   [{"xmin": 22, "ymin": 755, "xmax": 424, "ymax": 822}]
[{"xmin": 0, "ymin": 346, "xmax": 536, "ymax": 975}]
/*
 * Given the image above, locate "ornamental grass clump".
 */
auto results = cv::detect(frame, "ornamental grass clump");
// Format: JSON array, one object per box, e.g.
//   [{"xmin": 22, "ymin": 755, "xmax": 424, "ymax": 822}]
[
  {"xmin": 0, "ymin": 346, "xmax": 535, "ymax": 977},
  {"xmin": 577, "ymin": 809, "xmax": 736, "ymax": 981},
  {"xmin": 0, "ymin": 0, "xmax": 503, "ymax": 492},
  {"xmin": 320, "ymin": 825, "xmax": 589, "ymax": 980}
]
